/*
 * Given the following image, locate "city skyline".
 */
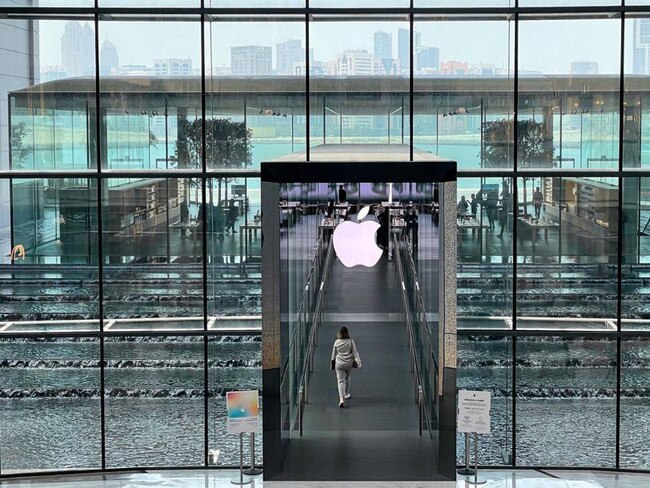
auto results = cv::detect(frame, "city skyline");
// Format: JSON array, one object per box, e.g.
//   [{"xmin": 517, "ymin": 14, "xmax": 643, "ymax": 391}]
[{"xmin": 38, "ymin": 18, "xmax": 627, "ymax": 79}]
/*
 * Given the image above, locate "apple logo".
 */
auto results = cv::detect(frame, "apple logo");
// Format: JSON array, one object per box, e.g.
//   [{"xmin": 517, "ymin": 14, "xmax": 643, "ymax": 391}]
[{"xmin": 332, "ymin": 205, "xmax": 383, "ymax": 268}]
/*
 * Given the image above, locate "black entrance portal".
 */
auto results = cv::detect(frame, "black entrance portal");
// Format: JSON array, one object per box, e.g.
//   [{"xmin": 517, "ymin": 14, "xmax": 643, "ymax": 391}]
[{"xmin": 261, "ymin": 148, "xmax": 457, "ymax": 482}]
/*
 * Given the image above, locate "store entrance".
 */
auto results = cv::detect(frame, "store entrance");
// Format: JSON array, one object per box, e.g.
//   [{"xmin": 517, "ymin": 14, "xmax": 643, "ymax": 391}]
[{"xmin": 260, "ymin": 148, "xmax": 458, "ymax": 482}]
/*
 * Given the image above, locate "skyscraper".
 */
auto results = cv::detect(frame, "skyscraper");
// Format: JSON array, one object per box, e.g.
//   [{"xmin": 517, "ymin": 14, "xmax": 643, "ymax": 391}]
[
  {"xmin": 153, "ymin": 58, "xmax": 192, "ymax": 76},
  {"xmin": 633, "ymin": 18, "xmax": 650, "ymax": 74},
  {"xmin": 61, "ymin": 21, "xmax": 94, "ymax": 77},
  {"xmin": 231, "ymin": 45, "xmax": 272, "ymax": 76},
  {"xmin": 417, "ymin": 46, "xmax": 440, "ymax": 72},
  {"xmin": 276, "ymin": 39, "xmax": 303, "ymax": 75},
  {"xmin": 397, "ymin": 28, "xmax": 420, "ymax": 73},
  {"xmin": 374, "ymin": 31, "xmax": 394, "ymax": 75},
  {"xmin": 374, "ymin": 31, "xmax": 392, "ymax": 61},
  {"xmin": 99, "ymin": 39, "xmax": 119, "ymax": 76}
]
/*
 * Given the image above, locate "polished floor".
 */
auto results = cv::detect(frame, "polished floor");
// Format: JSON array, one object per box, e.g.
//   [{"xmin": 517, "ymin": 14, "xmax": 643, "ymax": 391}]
[
  {"xmin": 275, "ymin": 255, "xmax": 441, "ymax": 481},
  {"xmin": 1, "ymin": 470, "xmax": 650, "ymax": 487}
]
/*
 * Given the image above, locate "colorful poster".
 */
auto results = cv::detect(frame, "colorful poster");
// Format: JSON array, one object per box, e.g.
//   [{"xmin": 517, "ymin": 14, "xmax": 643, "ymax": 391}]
[{"xmin": 226, "ymin": 390, "xmax": 260, "ymax": 434}]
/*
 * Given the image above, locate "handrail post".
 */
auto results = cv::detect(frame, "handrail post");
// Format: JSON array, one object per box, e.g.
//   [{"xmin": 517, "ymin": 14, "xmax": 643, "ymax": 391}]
[
  {"xmin": 299, "ymin": 387, "xmax": 304, "ymax": 437},
  {"xmin": 418, "ymin": 385, "xmax": 423, "ymax": 436}
]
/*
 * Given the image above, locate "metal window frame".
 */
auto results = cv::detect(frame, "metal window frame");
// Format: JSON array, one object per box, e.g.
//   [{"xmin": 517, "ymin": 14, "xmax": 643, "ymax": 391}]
[{"xmin": 0, "ymin": 1, "xmax": 649, "ymax": 478}]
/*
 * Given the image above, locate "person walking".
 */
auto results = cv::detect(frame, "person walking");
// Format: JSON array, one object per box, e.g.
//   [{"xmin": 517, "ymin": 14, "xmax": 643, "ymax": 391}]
[
  {"xmin": 330, "ymin": 326, "xmax": 362, "ymax": 408},
  {"xmin": 533, "ymin": 186, "xmax": 543, "ymax": 219}
]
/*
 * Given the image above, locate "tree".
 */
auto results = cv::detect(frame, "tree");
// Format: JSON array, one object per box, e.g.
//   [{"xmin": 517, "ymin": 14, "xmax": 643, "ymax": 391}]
[
  {"xmin": 10, "ymin": 122, "xmax": 32, "ymax": 169},
  {"xmin": 482, "ymin": 118, "xmax": 555, "ymax": 215},
  {"xmin": 175, "ymin": 117, "xmax": 253, "ymax": 203}
]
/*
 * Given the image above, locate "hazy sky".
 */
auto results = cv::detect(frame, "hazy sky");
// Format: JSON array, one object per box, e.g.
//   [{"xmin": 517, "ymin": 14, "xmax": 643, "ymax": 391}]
[{"xmin": 39, "ymin": 16, "xmax": 626, "ymax": 74}]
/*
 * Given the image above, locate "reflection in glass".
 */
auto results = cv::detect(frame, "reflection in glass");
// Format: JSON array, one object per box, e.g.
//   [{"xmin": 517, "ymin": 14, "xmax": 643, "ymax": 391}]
[
  {"xmin": 620, "ymin": 338, "xmax": 650, "ymax": 469},
  {"xmin": 457, "ymin": 177, "xmax": 513, "ymax": 330},
  {"xmin": 208, "ymin": 335, "xmax": 262, "ymax": 466},
  {"xmin": 518, "ymin": 17, "xmax": 620, "ymax": 170},
  {"xmin": 516, "ymin": 176, "xmax": 618, "ymax": 328},
  {"xmin": 207, "ymin": 178, "xmax": 261, "ymax": 319},
  {"xmin": 99, "ymin": 19, "xmax": 202, "ymax": 171},
  {"xmin": 516, "ymin": 336, "xmax": 616, "ymax": 467},
  {"xmin": 205, "ymin": 18, "xmax": 306, "ymax": 169},
  {"xmin": 0, "ymin": 178, "xmax": 99, "ymax": 328},
  {"xmin": 0, "ymin": 337, "xmax": 101, "ymax": 473},
  {"xmin": 8, "ymin": 19, "xmax": 96, "ymax": 172},
  {"xmin": 414, "ymin": 17, "xmax": 514, "ymax": 170},
  {"xmin": 622, "ymin": 177, "xmax": 650, "ymax": 330},
  {"xmin": 309, "ymin": 18, "xmax": 410, "ymax": 152},
  {"xmin": 104, "ymin": 336, "xmax": 204, "ymax": 468},
  {"xmin": 457, "ymin": 335, "xmax": 512, "ymax": 465},
  {"xmin": 102, "ymin": 178, "xmax": 203, "ymax": 328}
]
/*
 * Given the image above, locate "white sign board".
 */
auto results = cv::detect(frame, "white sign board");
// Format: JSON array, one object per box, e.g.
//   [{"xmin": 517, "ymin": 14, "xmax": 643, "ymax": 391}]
[
  {"xmin": 226, "ymin": 390, "xmax": 260, "ymax": 434},
  {"xmin": 457, "ymin": 390, "xmax": 491, "ymax": 434}
]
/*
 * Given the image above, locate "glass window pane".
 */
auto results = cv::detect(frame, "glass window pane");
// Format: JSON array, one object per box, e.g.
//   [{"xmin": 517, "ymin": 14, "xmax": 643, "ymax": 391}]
[
  {"xmin": 310, "ymin": 17, "xmax": 410, "ymax": 156},
  {"xmin": 624, "ymin": 16, "xmax": 650, "ymax": 169},
  {"xmin": 516, "ymin": 176, "xmax": 618, "ymax": 330},
  {"xmin": 622, "ymin": 176, "xmax": 650, "ymax": 330},
  {"xmin": 0, "ymin": 178, "xmax": 99, "ymax": 333},
  {"xmin": 99, "ymin": 17, "xmax": 201, "ymax": 171},
  {"xmin": 0, "ymin": 337, "xmax": 101, "ymax": 473},
  {"xmin": 206, "ymin": 17, "xmax": 306, "ymax": 170},
  {"xmin": 207, "ymin": 178, "xmax": 261, "ymax": 318},
  {"xmin": 414, "ymin": 17, "xmax": 514, "ymax": 170},
  {"xmin": 101, "ymin": 0, "xmax": 199, "ymax": 5},
  {"xmin": 415, "ymin": 0, "xmax": 513, "ymax": 6},
  {"xmin": 457, "ymin": 334, "xmax": 512, "ymax": 465},
  {"xmin": 310, "ymin": 0, "xmax": 408, "ymax": 6},
  {"xmin": 104, "ymin": 336, "xmax": 205, "ymax": 468},
  {"xmin": 102, "ymin": 178, "xmax": 204, "ymax": 331},
  {"xmin": 457, "ymin": 177, "xmax": 513, "ymax": 330},
  {"xmin": 208, "ymin": 335, "xmax": 262, "ymax": 466},
  {"xmin": 516, "ymin": 336, "xmax": 617, "ymax": 467},
  {"xmin": 620, "ymin": 338, "xmax": 650, "ymax": 469},
  {"xmin": 7, "ymin": 18, "xmax": 95, "ymax": 172},
  {"xmin": 518, "ymin": 16, "xmax": 620, "ymax": 171}
]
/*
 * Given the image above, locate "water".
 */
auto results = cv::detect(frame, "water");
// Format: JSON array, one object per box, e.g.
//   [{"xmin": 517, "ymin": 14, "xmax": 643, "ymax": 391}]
[{"xmin": 0, "ymin": 336, "xmax": 262, "ymax": 473}]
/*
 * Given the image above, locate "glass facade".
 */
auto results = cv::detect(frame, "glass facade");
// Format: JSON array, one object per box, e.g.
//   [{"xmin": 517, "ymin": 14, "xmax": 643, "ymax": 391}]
[{"xmin": 0, "ymin": 0, "xmax": 649, "ymax": 476}]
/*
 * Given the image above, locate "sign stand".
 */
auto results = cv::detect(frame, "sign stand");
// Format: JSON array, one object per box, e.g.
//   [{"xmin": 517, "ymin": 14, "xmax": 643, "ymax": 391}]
[
  {"xmin": 456, "ymin": 432, "xmax": 476, "ymax": 476},
  {"xmin": 457, "ymin": 390, "xmax": 491, "ymax": 485},
  {"xmin": 465, "ymin": 432, "xmax": 486, "ymax": 485},
  {"xmin": 226, "ymin": 390, "xmax": 259, "ymax": 485},
  {"xmin": 231, "ymin": 433, "xmax": 252, "ymax": 485},
  {"xmin": 243, "ymin": 433, "xmax": 263, "ymax": 476}
]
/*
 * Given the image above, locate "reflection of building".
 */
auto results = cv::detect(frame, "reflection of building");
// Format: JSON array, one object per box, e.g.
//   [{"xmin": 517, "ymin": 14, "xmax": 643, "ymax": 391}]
[
  {"xmin": 417, "ymin": 46, "xmax": 439, "ymax": 72},
  {"xmin": 40, "ymin": 66, "xmax": 67, "ymax": 82},
  {"xmin": 120, "ymin": 64, "xmax": 154, "ymax": 76},
  {"xmin": 397, "ymin": 27, "xmax": 420, "ymax": 72},
  {"xmin": 100, "ymin": 39, "xmax": 120, "ymax": 76},
  {"xmin": 570, "ymin": 61, "xmax": 599, "ymax": 75},
  {"xmin": 276, "ymin": 39, "xmax": 303, "ymax": 75},
  {"xmin": 61, "ymin": 22, "xmax": 94, "ymax": 77},
  {"xmin": 154, "ymin": 58, "xmax": 192, "ymax": 76},
  {"xmin": 337, "ymin": 50, "xmax": 380, "ymax": 76},
  {"xmin": 440, "ymin": 61, "xmax": 469, "ymax": 75},
  {"xmin": 231, "ymin": 45, "xmax": 272, "ymax": 76},
  {"xmin": 633, "ymin": 18, "xmax": 650, "ymax": 74},
  {"xmin": 374, "ymin": 31, "xmax": 393, "ymax": 74}
]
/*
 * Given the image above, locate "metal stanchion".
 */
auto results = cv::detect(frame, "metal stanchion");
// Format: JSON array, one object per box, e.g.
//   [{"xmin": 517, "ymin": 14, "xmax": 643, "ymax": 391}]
[
  {"xmin": 464, "ymin": 432, "xmax": 486, "ymax": 485},
  {"xmin": 243, "ymin": 433, "xmax": 263, "ymax": 476},
  {"xmin": 457, "ymin": 432, "xmax": 476, "ymax": 476},
  {"xmin": 231, "ymin": 432, "xmax": 252, "ymax": 485}
]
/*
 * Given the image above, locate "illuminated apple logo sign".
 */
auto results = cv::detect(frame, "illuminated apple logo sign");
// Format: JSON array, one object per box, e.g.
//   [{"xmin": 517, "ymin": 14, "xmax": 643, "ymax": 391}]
[{"xmin": 332, "ymin": 205, "xmax": 383, "ymax": 268}]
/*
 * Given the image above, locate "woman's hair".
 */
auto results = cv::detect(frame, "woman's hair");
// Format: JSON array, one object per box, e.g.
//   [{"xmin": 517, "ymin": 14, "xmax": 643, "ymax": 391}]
[{"xmin": 337, "ymin": 326, "xmax": 350, "ymax": 339}]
